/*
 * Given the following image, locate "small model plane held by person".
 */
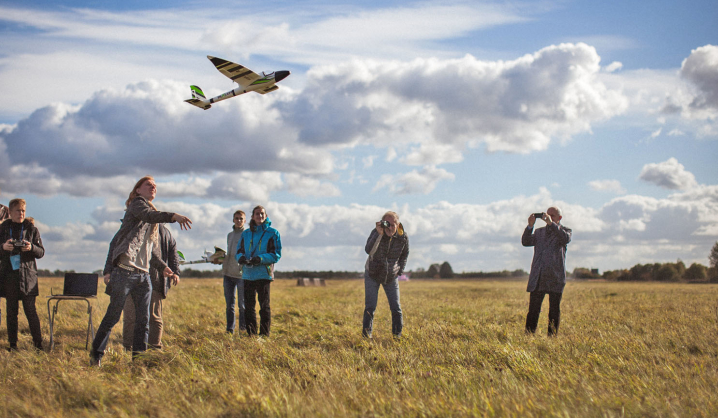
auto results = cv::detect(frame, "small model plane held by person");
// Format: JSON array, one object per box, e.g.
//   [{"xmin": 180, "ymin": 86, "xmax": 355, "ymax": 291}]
[
  {"xmin": 178, "ymin": 247, "xmax": 226, "ymax": 265},
  {"xmin": 184, "ymin": 56, "xmax": 290, "ymax": 110}
]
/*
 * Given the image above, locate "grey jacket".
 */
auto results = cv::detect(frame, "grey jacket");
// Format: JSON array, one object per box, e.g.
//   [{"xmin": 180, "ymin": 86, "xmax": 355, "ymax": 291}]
[
  {"xmin": 522, "ymin": 223, "xmax": 572, "ymax": 293},
  {"xmin": 222, "ymin": 226, "xmax": 244, "ymax": 279},
  {"xmin": 103, "ymin": 196, "xmax": 174, "ymax": 275}
]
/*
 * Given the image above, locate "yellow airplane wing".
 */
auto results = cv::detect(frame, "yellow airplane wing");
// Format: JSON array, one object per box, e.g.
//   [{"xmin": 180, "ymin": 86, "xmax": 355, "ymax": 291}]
[{"xmin": 207, "ymin": 56, "xmax": 261, "ymax": 87}]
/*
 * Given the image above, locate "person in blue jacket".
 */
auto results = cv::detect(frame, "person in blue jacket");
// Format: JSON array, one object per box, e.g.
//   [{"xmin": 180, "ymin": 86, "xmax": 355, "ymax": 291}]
[{"xmin": 236, "ymin": 205, "xmax": 281, "ymax": 337}]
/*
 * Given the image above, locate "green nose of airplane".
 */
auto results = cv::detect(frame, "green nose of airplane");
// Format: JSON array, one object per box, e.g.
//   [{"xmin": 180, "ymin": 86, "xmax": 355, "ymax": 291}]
[{"xmin": 275, "ymin": 70, "xmax": 290, "ymax": 82}]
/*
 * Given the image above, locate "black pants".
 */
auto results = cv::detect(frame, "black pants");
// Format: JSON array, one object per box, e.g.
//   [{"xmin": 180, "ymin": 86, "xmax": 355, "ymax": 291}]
[
  {"xmin": 244, "ymin": 279, "xmax": 271, "ymax": 336},
  {"xmin": 525, "ymin": 291, "xmax": 563, "ymax": 336},
  {"xmin": 3, "ymin": 274, "xmax": 43, "ymax": 347}
]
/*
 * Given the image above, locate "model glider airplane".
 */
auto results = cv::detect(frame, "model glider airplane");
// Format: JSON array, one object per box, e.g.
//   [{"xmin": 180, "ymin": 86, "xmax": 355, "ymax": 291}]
[
  {"xmin": 178, "ymin": 247, "xmax": 226, "ymax": 265},
  {"xmin": 184, "ymin": 56, "xmax": 290, "ymax": 110}
]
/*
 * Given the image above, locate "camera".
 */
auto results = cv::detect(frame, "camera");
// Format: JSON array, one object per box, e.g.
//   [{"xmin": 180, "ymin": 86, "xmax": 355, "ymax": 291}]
[
  {"xmin": 533, "ymin": 213, "xmax": 545, "ymax": 219},
  {"xmin": 12, "ymin": 239, "xmax": 26, "ymax": 249},
  {"xmin": 379, "ymin": 220, "xmax": 390, "ymax": 228}
]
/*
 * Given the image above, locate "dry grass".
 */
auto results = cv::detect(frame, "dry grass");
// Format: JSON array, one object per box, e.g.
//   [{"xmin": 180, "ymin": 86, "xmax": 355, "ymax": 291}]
[{"xmin": 0, "ymin": 278, "xmax": 716, "ymax": 417}]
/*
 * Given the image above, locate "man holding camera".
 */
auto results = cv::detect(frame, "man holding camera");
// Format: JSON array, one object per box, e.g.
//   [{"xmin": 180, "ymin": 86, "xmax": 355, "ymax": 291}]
[{"xmin": 522, "ymin": 207, "xmax": 572, "ymax": 336}]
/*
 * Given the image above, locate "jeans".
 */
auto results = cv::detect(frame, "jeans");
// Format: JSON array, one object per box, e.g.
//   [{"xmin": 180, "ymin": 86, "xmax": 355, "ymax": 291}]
[
  {"xmin": 244, "ymin": 279, "xmax": 271, "ymax": 336},
  {"xmin": 123, "ymin": 291, "xmax": 163, "ymax": 350},
  {"xmin": 3, "ymin": 274, "xmax": 42, "ymax": 348},
  {"xmin": 363, "ymin": 272, "xmax": 402, "ymax": 337},
  {"xmin": 223, "ymin": 275, "xmax": 246, "ymax": 333},
  {"xmin": 91, "ymin": 268, "xmax": 151, "ymax": 359},
  {"xmin": 525, "ymin": 291, "xmax": 563, "ymax": 336}
]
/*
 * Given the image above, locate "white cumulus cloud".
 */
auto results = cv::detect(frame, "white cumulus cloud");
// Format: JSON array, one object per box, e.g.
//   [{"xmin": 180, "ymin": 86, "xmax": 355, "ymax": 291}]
[
  {"xmin": 373, "ymin": 166, "xmax": 455, "ymax": 195},
  {"xmin": 639, "ymin": 158, "xmax": 698, "ymax": 190},
  {"xmin": 588, "ymin": 179, "xmax": 626, "ymax": 195},
  {"xmin": 284, "ymin": 43, "xmax": 628, "ymax": 159}
]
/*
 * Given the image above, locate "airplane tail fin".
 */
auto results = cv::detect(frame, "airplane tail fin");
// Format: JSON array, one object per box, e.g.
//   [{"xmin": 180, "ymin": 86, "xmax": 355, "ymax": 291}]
[
  {"xmin": 184, "ymin": 85, "xmax": 211, "ymax": 110},
  {"xmin": 190, "ymin": 85, "xmax": 206, "ymax": 100}
]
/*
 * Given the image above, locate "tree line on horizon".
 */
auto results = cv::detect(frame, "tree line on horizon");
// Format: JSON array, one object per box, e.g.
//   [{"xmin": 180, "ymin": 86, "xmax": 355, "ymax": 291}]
[{"xmin": 573, "ymin": 242, "xmax": 718, "ymax": 283}]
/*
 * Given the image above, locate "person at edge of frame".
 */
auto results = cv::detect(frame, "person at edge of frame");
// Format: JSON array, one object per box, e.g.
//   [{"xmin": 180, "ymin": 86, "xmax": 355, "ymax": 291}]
[
  {"xmin": 123, "ymin": 223, "xmax": 180, "ymax": 351},
  {"xmin": 217, "ymin": 209, "xmax": 247, "ymax": 334},
  {"xmin": 362, "ymin": 211, "xmax": 409, "ymax": 339},
  {"xmin": 235, "ymin": 205, "xmax": 281, "ymax": 337},
  {"xmin": 522, "ymin": 207, "xmax": 572, "ymax": 336},
  {"xmin": 0, "ymin": 198, "xmax": 45, "ymax": 351},
  {"xmin": 90, "ymin": 176, "xmax": 192, "ymax": 367},
  {"xmin": 0, "ymin": 191, "xmax": 10, "ymax": 328}
]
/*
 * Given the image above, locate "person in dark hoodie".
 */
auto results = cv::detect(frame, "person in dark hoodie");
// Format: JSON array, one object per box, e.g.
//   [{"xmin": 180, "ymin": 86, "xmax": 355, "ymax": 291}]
[
  {"xmin": 90, "ymin": 176, "xmax": 192, "ymax": 366},
  {"xmin": 0, "ymin": 198, "xmax": 44, "ymax": 351},
  {"xmin": 363, "ymin": 211, "xmax": 409, "ymax": 339},
  {"xmin": 236, "ymin": 205, "xmax": 281, "ymax": 337}
]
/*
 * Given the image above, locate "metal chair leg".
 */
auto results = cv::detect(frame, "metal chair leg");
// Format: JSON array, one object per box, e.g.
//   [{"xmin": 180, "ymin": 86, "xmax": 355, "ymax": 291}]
[
  {"xmin": 86, "ymin": 302, "xmax": 94, "ymax": 350},
  {"xmin": 47, "ymin": 298, "xmax": 57, "ymax": 351}
]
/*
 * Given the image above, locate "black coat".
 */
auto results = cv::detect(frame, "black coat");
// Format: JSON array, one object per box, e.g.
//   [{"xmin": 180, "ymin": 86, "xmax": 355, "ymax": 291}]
[{"xmin": 0, "ymin": 218, "xmax": 45, "ymax": 297}]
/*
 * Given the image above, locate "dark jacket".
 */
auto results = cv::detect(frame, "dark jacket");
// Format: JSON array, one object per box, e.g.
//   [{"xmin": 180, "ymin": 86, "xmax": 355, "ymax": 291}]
[
  {"xmin": 0, "ymin": 218, "xmax": 45, "ymax": 296},
  {"xmin": 151, "ymin": 225, "xmax": 180, "ymax": 299},
  {"xmin": 103, "ymin": 196, "xmax": 174, "ymax": 275},
  {"xmin": 364, "ymin": 226, "xmax": 409, "ymax": 284},
  {"xmin": 236, "ymin": 218, "xmax": 281, "ymax": 281},
  {"xmin": 522, "ymin": 223, "xmax": 572, "ymax": 293}
]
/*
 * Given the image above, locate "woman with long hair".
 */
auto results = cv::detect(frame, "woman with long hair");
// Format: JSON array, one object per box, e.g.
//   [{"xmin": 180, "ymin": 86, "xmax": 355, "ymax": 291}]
[{"xmin": 90, "ymin": 176, "xmax": 191, "ymax": 366}]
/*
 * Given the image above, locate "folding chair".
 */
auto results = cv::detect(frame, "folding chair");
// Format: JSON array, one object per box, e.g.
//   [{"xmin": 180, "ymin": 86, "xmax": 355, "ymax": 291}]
[{"xmin": 46, "ymin": 273, "xmax": 98, "ymax": 351}]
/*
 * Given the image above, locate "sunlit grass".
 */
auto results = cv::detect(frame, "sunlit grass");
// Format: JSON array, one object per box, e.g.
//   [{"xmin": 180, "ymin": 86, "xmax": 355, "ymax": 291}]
[{"xmin": 0, "ymin": 278, "xmax": 716, "ymax": 416}]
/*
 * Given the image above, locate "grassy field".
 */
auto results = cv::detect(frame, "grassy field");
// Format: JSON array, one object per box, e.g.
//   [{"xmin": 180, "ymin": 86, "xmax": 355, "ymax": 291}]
[{"xmin": 0, "ymin": 277, "xmax": 716, "ymax": 417}]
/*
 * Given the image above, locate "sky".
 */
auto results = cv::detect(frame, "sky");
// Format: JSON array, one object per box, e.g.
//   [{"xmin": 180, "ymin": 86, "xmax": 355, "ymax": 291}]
[{"xmin": 0, "ymin": 0, "xmax": 716, "ymax": 275}]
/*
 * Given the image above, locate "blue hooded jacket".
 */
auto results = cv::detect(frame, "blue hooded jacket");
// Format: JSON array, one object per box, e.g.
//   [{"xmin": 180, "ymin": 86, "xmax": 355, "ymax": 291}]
[{"xmin": 236, "ymin": 217, "xmax": 282, "ymax": 281}]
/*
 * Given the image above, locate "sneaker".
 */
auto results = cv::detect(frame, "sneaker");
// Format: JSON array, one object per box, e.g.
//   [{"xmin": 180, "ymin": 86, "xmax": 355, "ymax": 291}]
[{"xmin": 89, "ymin": 353, "xmax": 101, "ymax": 367}]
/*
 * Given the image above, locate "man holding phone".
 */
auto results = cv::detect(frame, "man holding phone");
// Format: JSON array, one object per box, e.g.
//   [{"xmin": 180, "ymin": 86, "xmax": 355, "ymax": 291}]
[{"xmin": 522, "ymin": 207, "xmax": 572, "ymax": 336}]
